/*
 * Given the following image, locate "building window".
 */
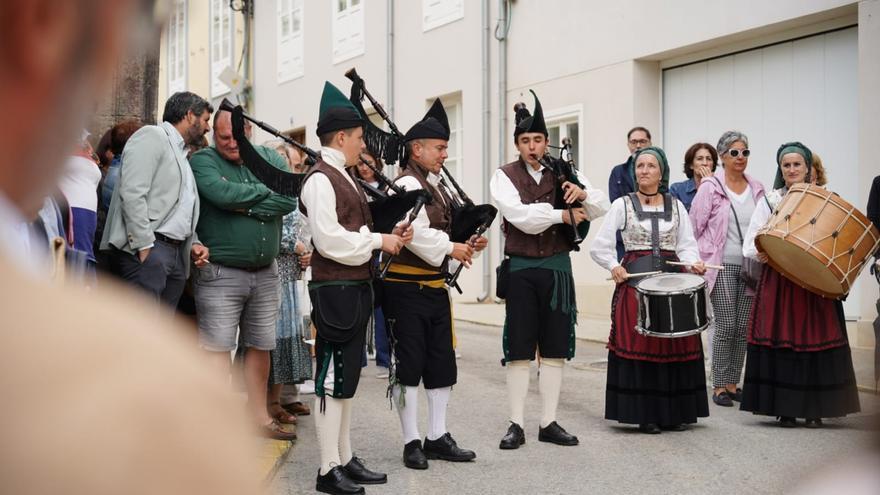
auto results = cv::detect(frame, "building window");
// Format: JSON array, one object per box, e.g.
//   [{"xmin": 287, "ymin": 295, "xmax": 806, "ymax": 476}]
[
  {"xmin": 438, "ymin": 96, "xmax": 462, "ymax": 181},
  {"xmin": 332, "ymin": 0, "xmax": 364, "ymax": 64},
  {"xmin": 544, "ymin": 104, "xmax": 582, "ymax": 168},
  {"xmin": 210, "ymin": 0, "xmax": 234, "ymax": 97},
  {"xmin": 167, "ymin": 0, "xmax": 187, "ymax": 94},
  {"xmin": 423, "ymin": 0, "xmax": 463, "ymax": 32},
  {"xmin": 277, "ymin": 0, "xmax": 304, "ymax": 83}
]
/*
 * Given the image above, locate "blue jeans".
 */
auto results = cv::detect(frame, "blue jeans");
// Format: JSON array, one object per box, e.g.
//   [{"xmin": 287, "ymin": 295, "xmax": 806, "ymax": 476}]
[{"xmin": 361, "ymin": 306, "xmax": 391, "ymax": 368}]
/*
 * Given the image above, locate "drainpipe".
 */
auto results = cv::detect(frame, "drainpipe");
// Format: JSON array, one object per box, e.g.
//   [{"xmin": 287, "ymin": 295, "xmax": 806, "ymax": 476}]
[
  {"xmin": 493, "ymin": 0, "xmax": 510, "ymax": 303},
  {"xmin": 386, "ymin": 0, "xmax": 395, "ymax": 177},
  {"xmin": 477, "ymin": 0, "xmax": 492, "ymax": 302}
]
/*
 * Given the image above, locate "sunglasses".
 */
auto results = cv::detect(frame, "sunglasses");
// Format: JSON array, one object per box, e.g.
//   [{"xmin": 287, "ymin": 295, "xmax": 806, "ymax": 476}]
[{"xmin": 727, "ymin": 149, "xmax": 751, "ymax": 158}]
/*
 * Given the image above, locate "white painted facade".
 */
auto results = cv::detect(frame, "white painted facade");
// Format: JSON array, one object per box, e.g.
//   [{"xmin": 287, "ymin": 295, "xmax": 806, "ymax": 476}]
[{"xmin": 162, "ymin": 0, "xmax": 880, "ymax": 347}]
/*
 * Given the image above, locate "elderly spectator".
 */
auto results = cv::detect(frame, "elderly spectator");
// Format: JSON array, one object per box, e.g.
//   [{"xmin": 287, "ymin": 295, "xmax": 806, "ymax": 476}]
[
  {"xmin": 265, "ymin": 139, "xmax": 313, "ymax": 422},
  {"xmin": 608, "ymin": 126, "xmax": 652, "ymax": 260},
  {"xmin": 100, "ymin": 92, "xmax": 212, "ymax": 307},
  {"xmin": 190, "ymin": 109, "xmax": 297, "ymax": 439},
  {"xmin": 689, "ymin": 130, "xmax": 765, "ymax": 408},
  {"xmin": 669, "ymin": 142, "xmax": 718, "ymax": 211}
]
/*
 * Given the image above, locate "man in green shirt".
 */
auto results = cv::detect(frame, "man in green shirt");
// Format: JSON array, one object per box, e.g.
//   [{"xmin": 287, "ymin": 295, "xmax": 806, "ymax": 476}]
[{"xmin": 190, "ymin": 109, "xmax": 297, "ymax": 440}]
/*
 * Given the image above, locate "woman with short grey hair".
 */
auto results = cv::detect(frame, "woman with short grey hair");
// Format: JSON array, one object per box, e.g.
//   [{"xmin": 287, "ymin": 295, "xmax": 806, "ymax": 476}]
[{"xmin": 689, "ymin": 130, "xmax": 766, "ymax": 407}]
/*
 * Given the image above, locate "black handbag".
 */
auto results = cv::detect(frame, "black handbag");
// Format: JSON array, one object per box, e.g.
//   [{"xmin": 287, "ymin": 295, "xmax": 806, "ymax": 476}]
[{"xmin": 495, "ymin": 258, "xmax": 511, "ymax": 299}]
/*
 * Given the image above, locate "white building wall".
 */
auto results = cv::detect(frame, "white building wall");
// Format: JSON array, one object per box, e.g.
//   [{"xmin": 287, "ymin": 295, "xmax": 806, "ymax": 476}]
[{"xmin": 244, "ymin": 0, "xmax": 877, "ymax": 344}]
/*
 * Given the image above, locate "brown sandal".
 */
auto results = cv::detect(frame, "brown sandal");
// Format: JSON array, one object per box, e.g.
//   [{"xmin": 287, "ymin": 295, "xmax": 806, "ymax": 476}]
[
  {"xmin": 282, "ymin": 401, "xmax": 311, "ymax": 416},
  {"xmin": 268, "ymin": 401, "xmax": 298, "ymax": 425}
]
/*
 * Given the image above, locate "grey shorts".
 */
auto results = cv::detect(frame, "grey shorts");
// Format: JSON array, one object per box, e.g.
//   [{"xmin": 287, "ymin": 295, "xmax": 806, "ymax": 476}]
[{"xmin": 194, "ymin": 261, "xmax": 281, "ymax": 352}]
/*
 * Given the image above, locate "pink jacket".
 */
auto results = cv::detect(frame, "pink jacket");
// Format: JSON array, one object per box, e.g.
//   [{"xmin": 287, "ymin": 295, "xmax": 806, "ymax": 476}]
[{"xmin": 689, "ymin": 168, "xmax": 765, "ymax": 292}]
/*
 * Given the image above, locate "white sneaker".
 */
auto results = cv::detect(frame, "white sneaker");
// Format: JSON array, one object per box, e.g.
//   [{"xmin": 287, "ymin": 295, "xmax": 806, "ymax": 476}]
[
  {"xmin": 455, "ymin": 350, "xmax": 462, "ymax": 359},
  {"xmin": 299, "ymin": 380, "xmax": 315, "ymax": 395},
  {"xmin": 376, "ymin": 368, "xmax": 389, "ymax": 379}
]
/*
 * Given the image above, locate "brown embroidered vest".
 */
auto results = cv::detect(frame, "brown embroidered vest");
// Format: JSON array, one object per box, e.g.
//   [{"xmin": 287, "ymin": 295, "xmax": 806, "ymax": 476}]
[
  {"xmin": 500, "ymin": 159, "xmax": 573, "ymax": 258},
  {"xmin": 393, "ymin": 163, "xmax": 453, "ymax": 271},
  {"xmin": 299, "ymin": 160, "xmax": 374, "ymax": 281}
]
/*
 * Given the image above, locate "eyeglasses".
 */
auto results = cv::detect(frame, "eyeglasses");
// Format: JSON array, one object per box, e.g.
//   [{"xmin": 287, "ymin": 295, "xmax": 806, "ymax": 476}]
[
  {"xmin": 726, "ymin": 149, "xmax": 751, "ymax": 158},
  {"xmin": 629, "ymin": 139, "xmax": 650, "ymax": 146}
]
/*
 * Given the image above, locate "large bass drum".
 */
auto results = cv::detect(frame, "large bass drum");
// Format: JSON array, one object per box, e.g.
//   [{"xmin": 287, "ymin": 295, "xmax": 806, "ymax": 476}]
[
  {"xmin": 756, "ymin": 184, "xmax": 880, "ymax": 299},
  {"xmin": 635, "ymin": 273, "xmax": 711, "ymax": 338}
]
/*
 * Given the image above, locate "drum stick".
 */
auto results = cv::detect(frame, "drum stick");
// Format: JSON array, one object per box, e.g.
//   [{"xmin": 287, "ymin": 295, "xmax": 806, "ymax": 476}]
[
  {"xmin": 605, "ymin": 270, "xmax": 662, "ymax": 281},
  {"xmin": 665, "ymin": 261, "xmax": 724, "ymax": 270}
]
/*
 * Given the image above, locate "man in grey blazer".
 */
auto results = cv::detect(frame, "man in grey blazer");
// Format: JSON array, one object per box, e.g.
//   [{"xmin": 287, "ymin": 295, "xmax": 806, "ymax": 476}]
[{"xmin": 101, "ymin": 92, "xmax": 212, "ymax": 307}]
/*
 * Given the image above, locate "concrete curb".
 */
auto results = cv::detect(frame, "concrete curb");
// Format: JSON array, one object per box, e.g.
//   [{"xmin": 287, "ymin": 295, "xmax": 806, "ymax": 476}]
[{"xmin": 259, "ymin": 438, "xmax": 294, "ymax": 483}]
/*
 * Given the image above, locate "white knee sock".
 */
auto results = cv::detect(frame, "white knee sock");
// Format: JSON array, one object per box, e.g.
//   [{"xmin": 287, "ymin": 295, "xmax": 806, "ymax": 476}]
[
  {"xmin": 314, "ymin": 396, "xmax": 343, "ymax": 475},
  {"xmin": 338, "ymin": 399, "xmax": 353, "ymax": 465},
  {"xmin": 539, "ymin": 358, "xmax": 564, "ymax": 428},
  {"xmin": 506, "ymin": 360, "xmax": 530, "ymax": 426},
  {"xmin": 392, "ymin": 385, "xmax": 421, "ymax": 444},
  {"xmin": 425, "ymin": 386, "xmax": 451, "ymax": 441}
]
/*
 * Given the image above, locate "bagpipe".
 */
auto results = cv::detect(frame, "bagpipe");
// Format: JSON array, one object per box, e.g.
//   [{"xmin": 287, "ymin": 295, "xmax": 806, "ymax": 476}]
[
  {"xmin": 539, "ymin": 136, "xmax": 590, "ymax": 248},
  {"xmin": 223, "ymin": 99, "xmax": 429, "ymax": 234},
  {"xmin": 346, "ymin": 68, "xmax": 497, "ymax": 289}
]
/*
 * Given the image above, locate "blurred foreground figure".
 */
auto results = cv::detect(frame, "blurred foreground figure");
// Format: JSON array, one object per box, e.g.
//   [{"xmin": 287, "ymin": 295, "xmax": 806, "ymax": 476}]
[{"xmin": 0, "ymin": 1, "xmax": 261, "ymax": 493}]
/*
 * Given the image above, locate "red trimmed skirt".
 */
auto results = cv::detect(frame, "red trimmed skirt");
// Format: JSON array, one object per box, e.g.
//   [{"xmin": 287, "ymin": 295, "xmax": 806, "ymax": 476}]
[
  {"xmin": 608, "ymin": 251, "xmax": 703, "ymax": 364},
  {"xmin": 747, "ymin": 267, "xmax": 847, "ymax": 351}
]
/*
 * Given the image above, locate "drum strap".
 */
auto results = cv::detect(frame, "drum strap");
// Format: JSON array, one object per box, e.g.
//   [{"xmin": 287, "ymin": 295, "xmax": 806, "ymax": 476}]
[{"xmin": 628, "ymin": 193, "xmax": 673, "ymax": 271}]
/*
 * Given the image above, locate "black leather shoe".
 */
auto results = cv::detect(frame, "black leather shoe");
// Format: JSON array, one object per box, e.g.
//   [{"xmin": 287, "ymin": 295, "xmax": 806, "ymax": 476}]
[
  {"xmin": 499, "ymin": 422, "xmax": 525, "ymax": 450},
  {"xmin": 316, "ymin": 466, "xmax": 364, "ymax": 495},
  {"xmin": 538, "ymin": 421, "xmax": 579, "ymax": 446},
  {"xmin": 423, "ymin": 433, "xmax": 476, "ymax": 462},
  {"xmin": 403, "ymin": 439, "xmax": 428, "ymax": 470},
  {"xmin": 638, "ymin": 423, "xmax": 661, "ymax": 434},
  {"xmin": 778, "ymin": 416, "xmax": 798, "ymax": 428},
  {"xmin": 804, "ymin": 418, "xmax": 823, "ymax": 429},
  {"xmin": 661, "ymin": 423, "xmax": 687, "ymax": 432},
  {"xmin": 342, "ymin": 457, "xmax": 387, "ymax": 485}
]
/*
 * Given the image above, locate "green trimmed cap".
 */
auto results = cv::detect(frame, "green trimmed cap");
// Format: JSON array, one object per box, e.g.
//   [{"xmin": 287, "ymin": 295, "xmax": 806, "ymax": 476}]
[{"xmin": 316, "ymin": 81, "xmax": 363, "ymax": 136}]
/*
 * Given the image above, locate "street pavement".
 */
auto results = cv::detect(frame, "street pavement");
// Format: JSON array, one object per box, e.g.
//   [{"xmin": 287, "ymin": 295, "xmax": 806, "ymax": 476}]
[{"xmin": 271, "ymin": 322, "xmax": 879, "ymax": 495}]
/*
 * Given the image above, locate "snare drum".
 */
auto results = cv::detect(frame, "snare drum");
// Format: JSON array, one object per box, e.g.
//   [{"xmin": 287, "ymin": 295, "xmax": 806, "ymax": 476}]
[{"xmin": 635, "ymin": 273, "xmax": 711, "ymax": 338}]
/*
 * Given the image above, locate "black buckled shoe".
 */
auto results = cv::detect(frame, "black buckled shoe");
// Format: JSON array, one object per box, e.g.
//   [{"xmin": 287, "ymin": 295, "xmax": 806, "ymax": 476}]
[
  {"xmin": 316, "ymin": 466, "xmax": 364, "ymax": 495},
  {"xmin": 499, "ymin": 422, "xmax": 525, "ymax": 450},
  {"xmin": 423, "ymin": 433, "xmax": 476, "ymax": 462},
  {"xmin": 538, "ymin": 421, "xmax": 579, "ymax": 446},
  {"xmin": 403, "ymin": 439, "xmax": 428, "ymax": 470},
  {"xmin": 342, "ymin": 456, "xmax": 387, "ymax": 485},
  {"xmin": 638, "ymin": 423, "xmax": 661, "ymax": 434},
  {"xmin": 777, "ymin": 416, "xmax": 798, "ymax": 428}
]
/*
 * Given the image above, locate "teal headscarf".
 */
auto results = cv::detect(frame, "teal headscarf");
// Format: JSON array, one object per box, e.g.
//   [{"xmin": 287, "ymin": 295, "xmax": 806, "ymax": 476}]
[
  {"xmin": 774, "ymin": 141, "xmax": 813, "ymax": 189},
  {"xmin": 630, "ymin": 146, "xmax": 670, "ymax": 193}
]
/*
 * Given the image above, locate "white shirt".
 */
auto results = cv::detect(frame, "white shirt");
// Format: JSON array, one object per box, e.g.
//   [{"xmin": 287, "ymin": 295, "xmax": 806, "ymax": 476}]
[
  {"xmin": 0, "ymin": 192, "xmax": 43, "ymax": 276},
  {"xmin": 299, "ymin": 147, "xmax": 382, "ymax": 266},
  {"xmin": 489, "ymin": 161, "xmax": 609, "ymax": 235},
  {"xmin": 58, "ymin": 155, "xmax": 101, "ymax": 212},
  {"xmin": 390, "ymin": 171, "xmax": 455, "ymax": 268},
  {"xmin": 743, "ymin": 191, "xmax": 777, "ymax": 260},
  {"xmin": 155, "ymin": 121, "xmax": 198, "ymax": 242},
  {"xmin": 590, "ymin": 197, "xmax": 700, "ymax": 271}
]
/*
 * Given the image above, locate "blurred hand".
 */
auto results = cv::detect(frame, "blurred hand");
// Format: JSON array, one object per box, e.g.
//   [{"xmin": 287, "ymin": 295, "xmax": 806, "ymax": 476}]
[
  {"xmin": 562, "ymin": 207, "xmax": 588, "ymax": 225},
  {"xmin": 611, "ymin": 266, "xmax": 628, "ymax": 284},
  {"xmin": 470, "ymin": 235, "xmax": 488, "ymax": 252},
  {"xmin": 450, "ymin": 242, "xmax": 474, "ymax": 268},
  {"xmin": 138, "ymin": 247, "xmax": 151, "ymax": 263},
  {"xmin": 191, "ymin": 244, "xmax": 210, "ymax": 267},
  {"xmin": 392, "ymin": 223, "xmax": 414, "ymax": 244},
  {"xmin": 689, "ymin": 260, "xmax": 707, "ymax": 275},
  {"xmin": 561, "ymin": 181, "xmax": 586, "ymax": 204},
  {"xmin": 299, "ymin": 251, "xmax": 311, "ymax": 269},
  {"xmin": 757, "ymin": 252, "xmax": 769, "ymax": 263},
  {"xmin": 381, "ymin": 234, "xmax": 405, "ymax": 255}
]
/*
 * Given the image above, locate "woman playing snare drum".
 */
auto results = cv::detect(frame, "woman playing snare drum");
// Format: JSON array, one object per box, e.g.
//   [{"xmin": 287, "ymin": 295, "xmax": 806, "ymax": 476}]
[
  {"xmin": 740, "ymin": 142, "xmax": 860, "ymax": 428},
  {"xmin": 591, "ymin": 147, "xmax": 709, "ymax": 434}
]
